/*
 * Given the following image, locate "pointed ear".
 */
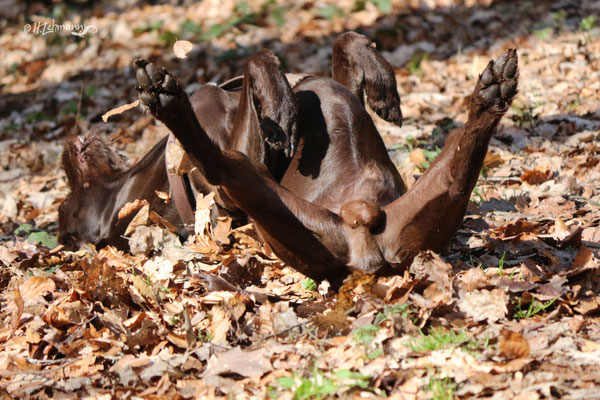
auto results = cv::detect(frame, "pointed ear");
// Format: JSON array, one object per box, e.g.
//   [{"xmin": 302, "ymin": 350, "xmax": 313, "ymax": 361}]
[{"xmin": 62, "ymin": 132, "xmax": 129, "ymax": 189}]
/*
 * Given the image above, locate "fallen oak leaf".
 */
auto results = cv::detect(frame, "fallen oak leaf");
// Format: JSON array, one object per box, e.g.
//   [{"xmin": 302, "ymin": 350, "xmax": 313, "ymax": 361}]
[
  {"xmin": 173, "ymin": 40, "xmax": 193, "ymax": 59},
  {"xmin": 102, "ymin": 100, "xmax": 140, "ymax": 122}
]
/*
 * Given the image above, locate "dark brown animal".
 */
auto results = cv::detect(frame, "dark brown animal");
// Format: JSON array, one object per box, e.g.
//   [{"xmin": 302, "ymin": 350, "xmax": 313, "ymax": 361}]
[{"xmin": 59, "ymin": 32, "xmax": 518, "ymax": 285}]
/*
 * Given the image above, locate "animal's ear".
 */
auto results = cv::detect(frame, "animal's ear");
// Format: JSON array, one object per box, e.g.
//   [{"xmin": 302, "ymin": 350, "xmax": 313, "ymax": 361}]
[
  {"xmin": 332, "ymin": 32, "xmax": 402, "ymax": 127},
  {"xmin": 62, "ymin": 132, "xmax": 129, "ymax": 189}
]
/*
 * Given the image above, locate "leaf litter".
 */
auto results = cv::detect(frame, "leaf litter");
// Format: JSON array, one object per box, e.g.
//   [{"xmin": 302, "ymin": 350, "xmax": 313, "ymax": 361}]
[{"xmin": 1, "ymin": 0, "xmax": 600, "ymax": 398}]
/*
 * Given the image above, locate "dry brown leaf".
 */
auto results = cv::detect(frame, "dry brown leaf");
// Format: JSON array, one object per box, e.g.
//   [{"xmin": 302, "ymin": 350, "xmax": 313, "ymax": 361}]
[
  {"xmin": 483, "ymin": 152, "xmax": 504, "ymax": 169},
  {"xmin": 410, "ymin": 148, "xmax": 426, "ymax": 165},
  {"xmin": 212, "ymin": 216, "xmax": 232, "ymax": 245},
  {"xmin": 118, "ymin": 199, "xmax": 149, "ymax": 220},
  {"xmin": 102, "ymin": 100, "xmax": 140, "ymax": 122},
  {"xmin": 520, "ymin": 168, "xmax": 552, "ymax": 185},
  {"xmin": 458, "ymin": 288, "xmax": 507, "ymax": 323},
  {"xmin": 499, "ymin": 329, "xmax": 530, "ymax": 359},
  {"xmin": 204, "ymin": 347, "xmax": 272, "ymax": 379},
  {"xmin": 173, "ymin": 40, "xmax": 193, "ymax": 58},
  {"xmin": 208, "ymin": 306, "xmax": 230, "ymax": 343},
  {"xmin": 149, "ymin": 211, "xmax": 178, "ymax": 232},
  {"xmin": 10, "ymin": 287, "xmax": 23, "ymax": 333},
  {"xmin": 20, "ymin": 276, "xmax": 56, "ymax": 300},
  {"xmin": 124, "ymin": 203, "xmax": 150, "ymax": 236},
  {"xmin": 123, "ymin": 312, "xmax": 148, "ymax": 330},
  {"xmin": 194, "ymin": 192, "xmax": 216, "ymax": 237}
]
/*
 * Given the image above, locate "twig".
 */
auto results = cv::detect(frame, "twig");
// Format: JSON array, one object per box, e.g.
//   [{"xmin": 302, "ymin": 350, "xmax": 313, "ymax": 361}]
[{"xmin": 0, "ymin": 357, "xmax": 83, "ymax": 377}]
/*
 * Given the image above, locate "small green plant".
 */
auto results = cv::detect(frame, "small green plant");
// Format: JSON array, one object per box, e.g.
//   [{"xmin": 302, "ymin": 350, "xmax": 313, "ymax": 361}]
[
  {"xmin": 83, "ymin": 85, "xmax": 97, "ymax": 98},
  {"xmin": 44, "ymin": 265, "xmax": 61, "ymax": 273},
  {"xmin": 551, "ymin": 10, "xmax": 568, "ymax": 26},
  {"xmin": 144, "ymin": 276, "xmax": 152, "ymax": 286},
  {"xmin": 160, "ymin": 287, "xmax": 172, "ymax": 294},
  {"xmin": 408, "ymin": 327, "xmax": 472, "ymax": 352},
  {"xmin": 471, "ymin": 185, "xmax": 487, "ymax": 204},
  {"xmin": 566, "ymin": 98, "xmax": 581, "ymax": 113},
  {"xmin": 274, "ymin": 366, "xmax": 372, "ymax": 400},
  {"xmin": 160, "ymin": 31, "xmax": 178, "ymax": 47},
  {"xmin": 26, "ymin": 111, "xmax": 52, "ymax": 123},
  {"xmin": 427, "ymin": 376, "xmax": 457, "ymax": 400},
  {"xmin": 353, "ymin": 324, "xmax": 379, "ymax": 345},
  {"xmin": 419, "ymin": 147, "xmax": 441, "ymax": 169},
  {"xmin": 133, "ymin": 21, "xmax": 163, "ymax": 35},
  {"xmin": 580, "ymin": 15, "xmax": 597, "ymax": 31},
  {"xmin": 179, "ymin": 19, "xmax": 202, "ymax": 39},
  {"xmin": 15, "ymin": 224, "xmax": 58, "ymax": 249},
  {"xmin": 62, "ymin": 101, "xmax": 79, "ymax": 115},
  {"xmin": 513, "ymin": 297, "xmax": 557, "ymax": 319},
  {"xmin": 301, "ymin": 278, "xmax": 318, "ymax": 292},
  {"xmin": 408, "ymin": 52, "xmax": 429, "ymax": 76},
  {"xmin": 262, "ymin": 0, "xmax": 288, "ymax": 26},
  {"xmin": 534, "ymin": 27, "xmax": 552, "ymax": 40},
  {"xmin": 373, "ymin": 303, "xmax": 410, "ymax": 325},
  {"xmin": 319, "ymin": 4, "xmax": 344, "ymax": 20},
  {"xmin": 202, "ymin": 1, "xmax": 257, "ymax": 40},
  {"xmin": 353, "ymin": 324, "xmax": 383, "ymax": 358},
  {"xmin": 277, "ymin": 366, "xmax": 337, "ymax": 400},
  {"xmin": 497, "ymin": 251, "xmax": 506, "ymax": 278},
  {"xmin": 370, "ymin": 0, "xmax": 392, "ymax": 14},
  {"xmin": 512, "ymin": 103, "xmax": 537, "ymax": 127},
  {"xmin": 196, "ymin": 330, "xmax": 213, "ymax": 342}
]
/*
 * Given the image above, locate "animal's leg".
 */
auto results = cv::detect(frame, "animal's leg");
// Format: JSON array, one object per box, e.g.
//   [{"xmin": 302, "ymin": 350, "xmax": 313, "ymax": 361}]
[
  {"xmin": 228, "ymin": 49, "xmax": 299, "ymax": 167},
  {"xmin": 332, "ymin": 32, "xmax": 402, "ymax": 127},
  {"xmin": 135, "ymin": 59, "xmax": 352, "ymax": 282},
  {"xmin": 384, "ymin": 49, "xmax": 518, "ymax": 265}
]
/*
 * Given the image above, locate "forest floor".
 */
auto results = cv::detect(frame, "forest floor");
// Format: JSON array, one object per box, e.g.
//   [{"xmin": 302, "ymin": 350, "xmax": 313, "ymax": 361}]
[{"xmin": 1, "ymin": 0, "xmax": 600, "ymax": 398}]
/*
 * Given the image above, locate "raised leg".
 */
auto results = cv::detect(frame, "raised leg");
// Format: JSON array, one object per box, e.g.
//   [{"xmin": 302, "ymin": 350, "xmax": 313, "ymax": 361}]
[
  {"xmin": 383, "ymin": 49, "xmax": 519, "ymax": 266},
  {"xmin": 332, "ymin": 32, "xmax": 402, "ymax": 127},
  {"xmin": 228, "ymin": 49, "xmax": 299, "ymax": 177},
  {"xmin": 135, "ymin": 55, "xmax": 352, "ymax": 283}
]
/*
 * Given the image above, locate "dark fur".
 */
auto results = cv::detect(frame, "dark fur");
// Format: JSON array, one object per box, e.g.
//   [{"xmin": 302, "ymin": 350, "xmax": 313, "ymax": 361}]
[{"xmin": 59, "ymin": 33, "xmax": 518, "ymax": 285}]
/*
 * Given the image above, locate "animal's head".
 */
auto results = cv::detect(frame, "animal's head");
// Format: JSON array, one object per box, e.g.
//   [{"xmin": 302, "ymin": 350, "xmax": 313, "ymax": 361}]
[{"xmin": 58, "ymin": 132, "xmax": 129, "ymax": 247}]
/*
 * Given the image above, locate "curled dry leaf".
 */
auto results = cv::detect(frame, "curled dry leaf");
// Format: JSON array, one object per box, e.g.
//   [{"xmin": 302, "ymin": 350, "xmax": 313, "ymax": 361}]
[
  {"xmin": 173, "ymin": 40, "xmax": 193, "ymax": 59},
  {"xmin": 101, "ymin": 99, "xmax": 140, "ymax": 122},
  {"xmin": 118, "ymin": 199, "xmax": 149, "ymax": 220},
  {"xmin": 10, "ymin": 287, "xmax": 23, "ymax": 333},
  {"xmin": 499, "ymin": 329, "xmax": 530, "ymax": 359},
  {"xmin": 149, "ymin": 210, "xmax": 178, "ymax": 233}
]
